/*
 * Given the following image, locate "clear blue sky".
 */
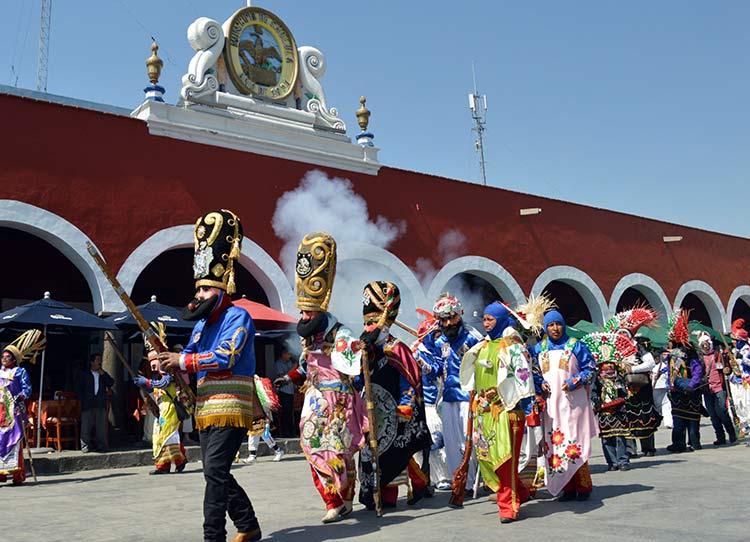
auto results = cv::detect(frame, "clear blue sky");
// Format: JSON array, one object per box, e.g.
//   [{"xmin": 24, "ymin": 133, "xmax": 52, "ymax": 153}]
[{"xmin": 2, "ymin": 1, "xmax": 748, "ymax": 237}]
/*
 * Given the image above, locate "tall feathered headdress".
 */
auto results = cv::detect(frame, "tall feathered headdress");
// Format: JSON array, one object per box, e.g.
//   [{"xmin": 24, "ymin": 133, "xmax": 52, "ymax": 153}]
[
  {"xmin": 603, "ymin": 305, "xmax": 658, "ymax": 335},
  {"xmin": 731, "ymin": 318, "xmax": 748, "ymax": 341},
  {"xmin": 582, "ymin": 332, "xmax": 638, "ymax": 366},
  {"xmin": 506, "ymin": 293, "xmax": 557, "ymax": 336},
  {"xmin": 3, "ymin": 329, "xmax": 46, "ymax": 365},
  {"xmin": 667, "ymin": 309, "xmax": 691, "ymax": 346}
]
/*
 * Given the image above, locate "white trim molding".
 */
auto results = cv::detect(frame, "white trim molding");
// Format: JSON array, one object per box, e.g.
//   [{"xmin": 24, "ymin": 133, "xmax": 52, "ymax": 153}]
[
  {"xmin": 426, "ymin": 256, "xmax": 525, "ymax": 308},
  {"xmin": 116, "ymin": 225, "xmax": 295, "ymax": 314},
  {"xmin": 608, "ymin": 273, "xmax": 672, "ymax": 322},
  {"xmin": 531, "ymin": 265, "xmax": 609, "ymax": 325},
  {"xmin": 0, "ymin": 200, "xmax": 110, "ymax": 313},
  {"xmin": 726, "ymin": 285, "xmax": 750, "ymax": 328},
  {"xmin": 673, "ymin": 280, "xmax": 727, "ymax": 332}
]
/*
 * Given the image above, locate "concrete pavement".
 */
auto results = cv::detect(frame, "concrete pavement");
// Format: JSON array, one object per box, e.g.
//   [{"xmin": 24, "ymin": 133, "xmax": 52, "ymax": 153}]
[{"xmin": 8, "ymin": 427, "xmax": 749, "ymax": 542}]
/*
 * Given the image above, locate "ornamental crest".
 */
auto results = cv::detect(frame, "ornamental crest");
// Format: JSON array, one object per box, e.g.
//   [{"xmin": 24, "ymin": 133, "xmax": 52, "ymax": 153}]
[
  {"xmin": 193, "ymin": 245, "xmax": 213, "ymax": 279},
  {"xmin": 296, "ymin": 252, "xmax": 313, "ymax": 278}
]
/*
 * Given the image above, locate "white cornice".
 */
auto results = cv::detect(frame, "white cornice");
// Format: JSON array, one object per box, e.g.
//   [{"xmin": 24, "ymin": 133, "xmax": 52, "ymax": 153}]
[{"xmin": 131, "ymin": 99, "xmax": 381, "ymax": 175}]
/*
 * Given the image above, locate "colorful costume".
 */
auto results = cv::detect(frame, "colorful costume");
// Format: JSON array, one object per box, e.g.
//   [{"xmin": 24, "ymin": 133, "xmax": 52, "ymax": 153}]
[
  {"xmin": 729, "ymin": 319, "xmax": 750, "ymax": 441},
  {"xmin": 459, "ymin": 302, "xmax": 535, "ymax": 522},
  {"xmin": 413, "ymin": 325, "xmax": 449, "ymax": 489},
  {"xmin": 431, "ymin": 294, "xmax": 482, "ymax": 488},
  {"xmin": 532, "ymin": 311, "xmax": 598, "ymax": 499},
  {"xmin": 178, "ymin": 210, "xmax": 261, "ymax": 542},
  {"xmin": 0, "ymin": 329, "xmax": 44, "ymax": 485},
  {"xmin": 245, "ymin": 376, "xmax": 283, "ymax": 463},
  {"xmin": 665, "ymin": 311, "xmax": 704, "ymax": 453},
  {"xmin": 358, "ymin": 281, "xmax": 431, "ymax": 509},
  {"xmin": 695, "ymin": 331, "xmax": 736, "ymax": 445},
  {"xmin": 282, "ymin": 233, "xmax": 367, "ymax": 523}
]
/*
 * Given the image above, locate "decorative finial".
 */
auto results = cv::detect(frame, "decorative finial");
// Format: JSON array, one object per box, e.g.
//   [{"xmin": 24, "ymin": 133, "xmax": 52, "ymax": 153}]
[
  {"xmin": 146, "ymin": 41, "xmax": 163, "ymax": 85},
  {"xmin": 143, "ymin": 41, "xmax": 166, "ymax": 103},
  {"xmin": 151, "ymin": 295, "xmax": 157, "ymax": 303},
  {"xmin": 356, "ymin": 96, "xmax": 375, "ymax": 148},
  {"xmin": 356, "ymin": 96, "xmax": 370, "ymax": 132},
  {"xmin": 44, "ymin": 291, "xmax": 51, "ymax": 299}
]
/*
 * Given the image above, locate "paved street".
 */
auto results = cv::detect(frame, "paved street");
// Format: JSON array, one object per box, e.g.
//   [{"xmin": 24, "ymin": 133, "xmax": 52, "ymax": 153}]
[{"xmin": 9, "ymin": 427, "xmax": 749, "ymax": 542}]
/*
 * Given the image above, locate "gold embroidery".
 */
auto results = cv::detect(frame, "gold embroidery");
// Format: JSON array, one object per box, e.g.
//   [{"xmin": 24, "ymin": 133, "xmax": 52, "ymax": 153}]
[{"xmin": 216, "ymin": 326, "xmax": 248, "ymax": 368}]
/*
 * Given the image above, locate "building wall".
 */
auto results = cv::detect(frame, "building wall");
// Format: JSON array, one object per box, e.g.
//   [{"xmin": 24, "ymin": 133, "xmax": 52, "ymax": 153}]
[{"xmin": 1, "ymin": 91, "xmax": 749, "ymax": 327}]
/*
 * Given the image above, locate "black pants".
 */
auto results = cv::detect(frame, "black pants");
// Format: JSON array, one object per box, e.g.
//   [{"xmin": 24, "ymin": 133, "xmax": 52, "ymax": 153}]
[
  {"xmin": 200, "ymin": 426, "xmax": 259, "ymax": 542},
  {"xmin": 278, "ymin": 392, "xmax": 295, "ymax": 437},
  {"xmin": 703, "ymin": 390, "xmax": 736, "ymax": 443},
  {"xmin": 672, "ymin": 416, "xmax": 701, "ymax": 450}
]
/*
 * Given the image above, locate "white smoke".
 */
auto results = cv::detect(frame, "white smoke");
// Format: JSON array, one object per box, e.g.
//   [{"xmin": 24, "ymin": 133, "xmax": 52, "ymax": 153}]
[
  {"xmin": 414, "ymin": 228, "xmax": 468, "ymax": 285},
  {"xmin": 272, "ymin": 170, "xmax": 407, "ymax": 331}
]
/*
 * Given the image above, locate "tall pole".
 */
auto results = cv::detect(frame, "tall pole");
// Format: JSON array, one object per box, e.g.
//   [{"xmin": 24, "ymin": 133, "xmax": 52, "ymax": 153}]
[
  {"xmin": 468, "ymin": 63, "xmax": 488, "ymax": 186},
  {"xmin": 37, "ymin": 0, "xmax": 52, "ymax": 92},
  {"xmin": 35, "ymin": 324, "xmax": 48, "ymax": 447}
]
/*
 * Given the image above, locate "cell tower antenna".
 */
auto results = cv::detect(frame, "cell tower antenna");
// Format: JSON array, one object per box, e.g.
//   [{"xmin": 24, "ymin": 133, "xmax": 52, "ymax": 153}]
[
  {"xmin": 37, "ymin": 0, "xmax": 52, "ymax": 92},
  {"xmin": 468, "ymin": 62, "xmax": 488, "ymax": 186}
]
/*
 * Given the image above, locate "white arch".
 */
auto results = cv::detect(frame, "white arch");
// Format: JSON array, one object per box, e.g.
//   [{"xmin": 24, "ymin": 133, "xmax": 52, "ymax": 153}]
[
  {"xmin": 116, "ymin": 225, "xmax": 296, "ymax": 313},
  {"xmin": 608, "ymin": 273, "xmax": 672, "ymax": 322},
  {"xmin": 530, "ymin": 265, "xmax": 609, "ymax": 325},
  {"xmin": 337, "ymin": 242, "xmax": 428, "ymax": 314},
  {"xmin": 426, "ymin": 256, "xmax": 525, "ymax": 308},
  {"xmin": 673, "ymin": 280, "xmax": 727, "ymax": 332},
  {"xmin": 727, "ymin": 285, "xmax": 750, "ymax": 327},
  {"xmin": 0, "ymin": 200, "xmax": 110, "ymax": 313}
]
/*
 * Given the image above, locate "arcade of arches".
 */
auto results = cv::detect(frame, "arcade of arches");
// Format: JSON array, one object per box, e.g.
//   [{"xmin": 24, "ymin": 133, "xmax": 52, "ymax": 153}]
[
  {"xmin": 615, "ymin": 287, "xmax": 652, "ymax": 313},
  {"xmin": 678, "ymin": 293, "xmax": 712, "ymax": 327},
  {"xmin": 542, "ymin": 281, "xmax": 592, "ymax": 327}
]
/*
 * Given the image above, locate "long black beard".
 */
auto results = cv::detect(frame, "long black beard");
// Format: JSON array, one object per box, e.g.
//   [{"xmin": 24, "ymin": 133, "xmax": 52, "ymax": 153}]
[
  {"xmin": 442, "ymin": 321, "xmax": 462, "ymax": 340},
  {"xmin": 182, "ymin": 295, "xmax": 219, "ymax": 321},
  {"xmin": 297, "ymin": 312, "xmax": 328, "ymax": 338}
]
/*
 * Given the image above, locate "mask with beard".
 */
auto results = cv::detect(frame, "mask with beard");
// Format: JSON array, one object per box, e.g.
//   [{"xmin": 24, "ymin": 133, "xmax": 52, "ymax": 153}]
[
  {"xmin": 182, "ymin": 294, "xmax": 220, "ymax": 321},
  {"xmin": 297, "ymin": 312, "xmax": 328, "ymax": 338},
  {"xmin": 442, "ymin": 319, "xmax": 462, "ymax": 340}
]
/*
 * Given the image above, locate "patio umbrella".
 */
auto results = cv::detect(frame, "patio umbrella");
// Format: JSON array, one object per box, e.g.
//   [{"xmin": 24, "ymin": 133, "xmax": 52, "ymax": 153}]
[
  {"xmin": 567, "ymin": 320, "xmax": 599, "ymax": 339},
  {"xmin": 0, "ymin": 291, "xmax": 116, "ymax": 447},
  {"xmin": 105, "ymin": 295, "xmax": 195, "ymax": 330},
  {"xmin": 233, "ymin": 298, "xmax": 296, "ymax": 324}
]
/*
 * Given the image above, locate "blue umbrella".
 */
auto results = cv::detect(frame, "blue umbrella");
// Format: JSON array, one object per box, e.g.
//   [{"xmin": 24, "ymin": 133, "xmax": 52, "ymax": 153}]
[
  {"xmin": 105, "ymin": 295, "xmax": 194, "ymax": 330},
  {"xmin": 0, "ymin": 292, "xmax": 116, "ymax": 447}
]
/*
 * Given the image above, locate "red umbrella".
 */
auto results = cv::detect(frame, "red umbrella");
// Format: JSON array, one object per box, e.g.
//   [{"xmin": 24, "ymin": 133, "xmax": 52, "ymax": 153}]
[{"xmin": 233, "ymin": 298, "xmax": 296, "ymax": 324}]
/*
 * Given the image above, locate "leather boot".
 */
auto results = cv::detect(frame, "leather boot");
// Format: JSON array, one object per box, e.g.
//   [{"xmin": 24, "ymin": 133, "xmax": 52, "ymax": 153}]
[{"xmin": 231, "ymin": 526, "xmax": 262, "ymax": 542}]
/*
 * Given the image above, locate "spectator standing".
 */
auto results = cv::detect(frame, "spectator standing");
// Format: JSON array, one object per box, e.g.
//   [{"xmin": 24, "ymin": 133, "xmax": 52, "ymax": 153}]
[
  {"xmin": 78, "ymin": 353, "xmax": 114, "ymax": 452},
  {"xmin": 273, "ymin": 349, "xmax": 297, "ymax": 437}
]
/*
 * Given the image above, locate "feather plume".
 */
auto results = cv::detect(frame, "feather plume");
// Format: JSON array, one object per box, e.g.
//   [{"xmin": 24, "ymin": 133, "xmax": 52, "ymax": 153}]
[
  {"xmin": 603, "ymin": 304, "xmax": 658, "ymax": 335},
  {"xmin": 582, "ymin": 332, "xmax": 638, "ymax": 365},
  {"xmin": 4, "ymin": 328, "xmax": 46, "ymax": 365},
  {"xmin": 667, "ymin": 309, "xmax": 691, "ymax": 346},
  {"xmin": 254, "ymin": 376, "xmax": 280, "ymax": 417},
  {"xmin": 512, "ymin": 294, "xmax": 557, "ymax": 336}
]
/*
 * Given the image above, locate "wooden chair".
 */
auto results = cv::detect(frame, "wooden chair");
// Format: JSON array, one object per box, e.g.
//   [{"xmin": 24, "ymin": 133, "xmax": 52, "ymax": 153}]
[{"xmin": 44, "ymin": 399, "xmax": 81, "ymax": 451}]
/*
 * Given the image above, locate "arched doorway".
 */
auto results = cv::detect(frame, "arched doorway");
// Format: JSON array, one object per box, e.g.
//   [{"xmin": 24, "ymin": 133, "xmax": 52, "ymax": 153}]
[
  {"xmin": 542, "ymin": 280, "xmax": 592, "ymax": 327},
  {"xmin": 131, "ymin": 248, "xmax": 270, "ymax": 307},
  {"xmin": 679, "ymin": 293, "xmax": 712, "ymax": 327},
  {"xmin": 615, "ymin": 287, "xmax": 653, "ymax": 312},
  {"xmin": 0, "ymin": 227, "xmax": 94, "ymax": 400},
  {"xmin": 443, "ymin": 272, "xmax": 504, "ymax": 329}
]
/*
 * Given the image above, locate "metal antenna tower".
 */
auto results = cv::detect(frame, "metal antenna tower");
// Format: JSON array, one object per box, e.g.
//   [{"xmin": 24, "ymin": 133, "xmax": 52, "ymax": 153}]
[
  {"xmin": 37, "ymin": 0, "xmax": 52, "ymax": 92},
  {"xmin": 468, "ymin": 63, "xmax": 488, "ymax": 185}
]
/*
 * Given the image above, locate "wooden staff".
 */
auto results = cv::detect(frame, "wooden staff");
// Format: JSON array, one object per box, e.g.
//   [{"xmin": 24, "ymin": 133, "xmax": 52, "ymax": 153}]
[
  {"xmin": 86, "ymin": 242, "xmax": 195, "ymax": 404},
  {"xmin": 449, "ymin": 390, "xmax": 475, "ymax": 507},
  {"xmin": 718, "ymin": 334, "xmax": 742, "ymax": 431},
  {"xmin": 20, "ymin": 425, "xmax": 37, "ymax": 482},
  {"xmin": 103, "ymin": 333, "xmax": 160, "ymax": 418},
  {"xmin": 361, "ymin": 347, "xmax": 383, "ymax": 517}
]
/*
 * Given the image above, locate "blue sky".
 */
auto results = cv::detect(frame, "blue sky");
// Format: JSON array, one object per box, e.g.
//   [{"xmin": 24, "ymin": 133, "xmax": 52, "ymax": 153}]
[{"xmin": 2, "ymin": 1, "xmax": 748, "ymax": 237}]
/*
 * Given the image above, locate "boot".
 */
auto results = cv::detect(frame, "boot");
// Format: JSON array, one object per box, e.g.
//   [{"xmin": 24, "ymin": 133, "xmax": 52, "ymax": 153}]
[
  {"xmin": 231, "ymin": 526, "xmax": 262, "ymax": 542},
  {"xmin": 322, "ymin": 505, "xmax": 345, "ymax": 524}
]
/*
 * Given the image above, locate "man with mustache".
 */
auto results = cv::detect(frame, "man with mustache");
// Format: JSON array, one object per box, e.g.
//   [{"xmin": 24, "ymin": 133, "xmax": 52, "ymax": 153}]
[{"xmin": 158, "ymin": 210, "xmax": 261, "ymax": 542}]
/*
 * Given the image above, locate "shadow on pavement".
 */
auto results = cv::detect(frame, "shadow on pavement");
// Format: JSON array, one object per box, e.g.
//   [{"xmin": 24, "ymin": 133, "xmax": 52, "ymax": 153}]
[
  {"xmin": 518, "ymin": 483, "xmax": 654, "ymax": 518},
  {"xmin": 589, "ymin": 457, "xmax": 686, "ymax": 474},
  {"xmin": 19, "ymin": 471, "xmax": 138, "ymax": 486}
]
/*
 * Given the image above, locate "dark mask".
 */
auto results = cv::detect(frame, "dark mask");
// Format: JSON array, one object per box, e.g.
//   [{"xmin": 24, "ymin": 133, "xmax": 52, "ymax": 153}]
[
  {"xmin": 442, "ymin": 321, "xmax": 462, "ymax": 340},
  {"xmin": 182, "ymin": 295, "xmax": 219, "ymax": 321},
  {"xmin": 297, "ymin": 312, "xmax": 328, "ymax": 338}
]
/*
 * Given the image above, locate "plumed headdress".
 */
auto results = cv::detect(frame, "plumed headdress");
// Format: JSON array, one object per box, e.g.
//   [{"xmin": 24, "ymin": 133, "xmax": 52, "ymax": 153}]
[
  {"xmin": 295, "ymin": 232, "xmax": 337, "ymax": 312},
  {"xmin": 432, "ymin": 294, "xmax": 463, "ymax": 318},
  {"xmin": 603, "ymin": 306, "xmax": 658, "ymax": 335},
  {"xmin": 363, "ymin": 281, "xmax": 401, "ymax": 326},
  {"xmin": 667, "ymin": 310, "xmax": 691, "ymax": 346},
  {"xmin": 193, "ymin": 210, "xmax": 243, "ymax": 295},
  {"xmin": 3, "ymin": 329, "xmax": 46, "ymax": 365},
  {"xmin": 693, "ymin": 330, "xmax": 713, "ymax": 351},
  {"xmin": 582, "ymin": 332, "xmax": 638, "ymax": 366},
  {"xmin": 508, "ymin": 293, "xmax": 557, "ymax": 336}
]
